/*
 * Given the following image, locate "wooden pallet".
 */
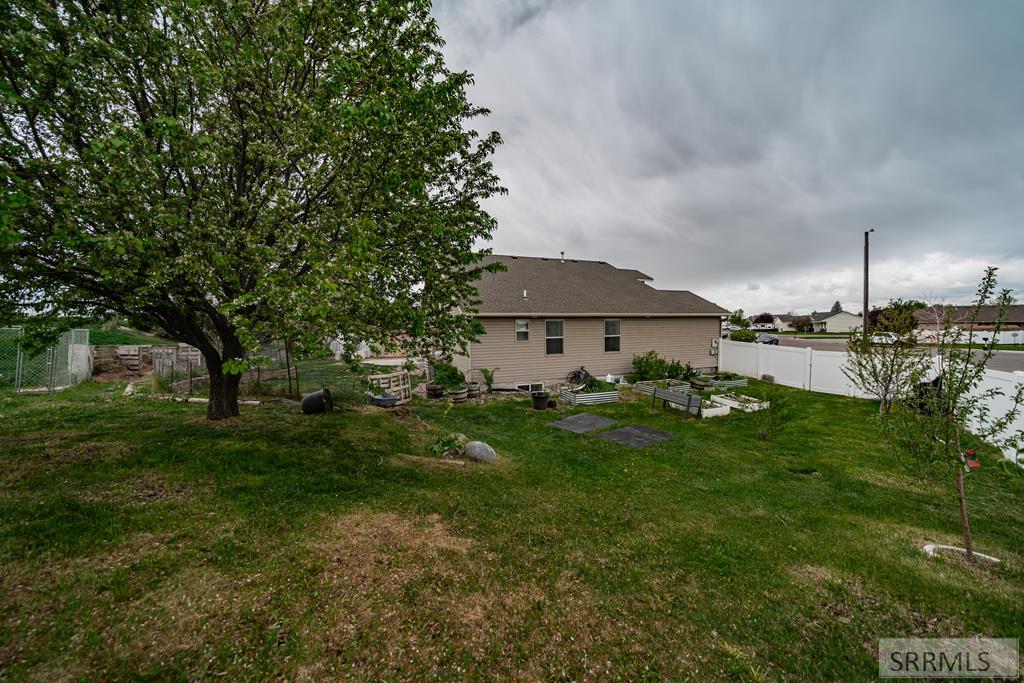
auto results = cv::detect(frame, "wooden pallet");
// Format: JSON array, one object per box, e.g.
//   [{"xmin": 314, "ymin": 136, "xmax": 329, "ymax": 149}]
[{"xmin": 367, "ymin": 370, "xmax": 412, "ymax": 406}]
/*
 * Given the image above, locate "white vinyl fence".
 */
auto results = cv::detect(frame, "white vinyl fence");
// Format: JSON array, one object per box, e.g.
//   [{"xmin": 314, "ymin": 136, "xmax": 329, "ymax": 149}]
[{"xmin": 719, "ymin": 339, "xmax": 1024, "ymax": 462}]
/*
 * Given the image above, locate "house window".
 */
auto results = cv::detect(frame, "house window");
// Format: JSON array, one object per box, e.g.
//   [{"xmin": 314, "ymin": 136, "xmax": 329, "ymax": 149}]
[
  {"xmin": 604, "ymin": 319, "xmax": 620, "ymax": 352},
  {"xmin": 515, "ymin": 319, "xmax": 529, "ymax": 342},
  {"xmin": 545, "ymin": 320, "xmax": 564, "ymax": 355}
]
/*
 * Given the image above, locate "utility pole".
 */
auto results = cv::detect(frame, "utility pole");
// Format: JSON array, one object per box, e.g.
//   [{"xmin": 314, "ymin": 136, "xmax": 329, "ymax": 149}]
[{"xmin": 863, "ymin": 228, "xmax": 874, "ymax": 338}]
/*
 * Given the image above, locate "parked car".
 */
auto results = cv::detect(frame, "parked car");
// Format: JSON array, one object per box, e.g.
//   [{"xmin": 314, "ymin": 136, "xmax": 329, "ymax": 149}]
[
  {"xmin": 871, "ymin": 332, "xmax": 899, "ymax": 345},
  {"xmin": 755, "ymin": 333, "xmax": 779, "ymax": 345}
]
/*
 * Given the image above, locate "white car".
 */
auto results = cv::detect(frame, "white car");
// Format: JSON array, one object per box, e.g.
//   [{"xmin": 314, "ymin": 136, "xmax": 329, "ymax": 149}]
[{"xmin": 870, "ymin": 332, "xmax": 899, "ymax": 344}]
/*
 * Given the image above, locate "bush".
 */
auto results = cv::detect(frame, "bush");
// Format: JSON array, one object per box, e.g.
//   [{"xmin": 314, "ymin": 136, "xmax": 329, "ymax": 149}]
[
  {"xmin": 729, "ymin": 329, "xmax": 756, "ymax": 343},
  {"xmin": 426, "ymin": 431, "xmax": 462, "ymax": 456},
  {"xmin": 632, "ymin": 350, "xmax": 670, "ymax": 381},
  {"xmin": 478, "ymin": 367, "xmax": 498, "ymax": 392},
  {"xmin": 582, "ymin": 377, "xmax": 616, "ymax": 393},
  {"xmin": 679, "ymin": 362, "xmax": 699, "ymax": 381},
  {"xmin": 432, "ymin": 362, "xmax": 465, "ymax": 389},
  {"xmin": 665, "ymin": 359, "xmax": 683, "ymax": 379}
]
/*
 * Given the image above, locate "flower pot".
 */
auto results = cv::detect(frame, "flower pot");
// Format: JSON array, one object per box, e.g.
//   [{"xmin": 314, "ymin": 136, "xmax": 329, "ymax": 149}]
[
  {"xmin": 425, "ymin": 383, "xmax": 445, "ymax": 399},
  {"xmin": 449, "ymin": 385, "xmax": 469, "ymax": 403},
  {"xmin": 531, "ymin": 391, "xmax": 550, "ymax": 410},
  {"xmin": 301, "ymin": 388, "xmax": 333, "ymax": 414},
  {"xmin": 466, "ymin": 382, "xmax": 481, "ymax": 399}
]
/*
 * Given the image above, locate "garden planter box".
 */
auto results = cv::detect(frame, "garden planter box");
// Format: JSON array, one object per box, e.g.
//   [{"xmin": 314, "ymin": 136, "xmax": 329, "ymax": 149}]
[
  {"xmin": 559, "ymin": 387, "xmax": 620, "ymax": 406},
  {"xmin": 665, "ymin": 399, "xmax": 730, "ymax": 418},
  {"xmin": 634, "ymin": 379, "xmax": 690, "ymax": 395},
  {"xmin": 710, "ymin": 393, "xmax": 769, "ymax": 412},
  {"xmin": 709, "ymin": 377, "xmax": 748, "ymax": 389},
  {"xmin": 699, "ymin": 403, "xmax": 731, "ymax": 418}
]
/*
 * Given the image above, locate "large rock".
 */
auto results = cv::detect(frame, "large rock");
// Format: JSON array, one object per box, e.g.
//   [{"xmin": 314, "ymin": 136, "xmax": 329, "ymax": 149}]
[{"xmin": 464, "ymin": 441, "xmax": 497, "ymax": 464}]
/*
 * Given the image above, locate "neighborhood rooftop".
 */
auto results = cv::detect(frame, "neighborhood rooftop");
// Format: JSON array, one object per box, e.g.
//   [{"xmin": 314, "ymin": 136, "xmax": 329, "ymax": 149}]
[
  {"xmin": 472, "ymin": 254, "xmax": 729, "ymax": 317},
  {"xmin": 913, "ymin": 304, "xmax": 1024, "ymax": 325}
]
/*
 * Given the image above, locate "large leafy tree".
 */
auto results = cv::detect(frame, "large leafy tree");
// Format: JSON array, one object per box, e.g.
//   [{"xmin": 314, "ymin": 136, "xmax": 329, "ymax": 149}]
[{"xmin": 0, "ymin": 0, "xmax": 504, "ymax": 418}]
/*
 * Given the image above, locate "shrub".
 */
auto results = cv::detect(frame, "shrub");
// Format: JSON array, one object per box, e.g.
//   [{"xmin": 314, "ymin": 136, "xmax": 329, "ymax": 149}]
[
  {"xmin": 432, "ymin": 362, "xmax": 465, "ymax": 389},
  {"xmin": 791, "ymin": 315, "xmax": 814, "ymax": 333},
  {"xmin": 478, "ymin": 367, "xmax": 498, "ymax": 392},
  {"xmin": 426, "ymin": 431, "xmax": 462, "ymax": 456},
  {"xmin": 665, "ymin": 359, "xmax": 683, "ymax": 379},
  {"xmin": 582, "ymin": 377, "xmax": 616, "ymax": 393},
  {"xmin": 679, "ymin": 362, "xmax": 699, "ymax": 381},
  {"xmin": 632, "ymin": 350, "xmax": 669, "ymax": 381},
  {"xmin": 729, "ymin": 329, "xmax": 756, "ymax": 343}
]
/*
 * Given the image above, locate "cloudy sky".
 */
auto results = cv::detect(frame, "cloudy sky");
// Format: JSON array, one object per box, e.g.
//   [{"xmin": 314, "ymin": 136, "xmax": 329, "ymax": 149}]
[{"xmin": 432, "ymin": 0, "xmax": 1024, "ymax": 315}]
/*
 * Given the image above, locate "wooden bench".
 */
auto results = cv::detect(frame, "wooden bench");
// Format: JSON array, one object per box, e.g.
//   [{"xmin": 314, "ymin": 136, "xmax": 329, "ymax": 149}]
[{"xmin": 652, "ymin": 387, "xmax": 702, "ymax": 416}]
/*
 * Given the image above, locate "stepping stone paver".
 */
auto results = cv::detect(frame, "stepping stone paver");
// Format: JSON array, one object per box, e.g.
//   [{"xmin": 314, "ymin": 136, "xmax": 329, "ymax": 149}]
[
  {"xmin": 595, "ymin": 425, "xmax": 672, "ymax": 448},
  {"xmin": 548, "ymin": 412, "xmax": 617, "ymax": 434}
]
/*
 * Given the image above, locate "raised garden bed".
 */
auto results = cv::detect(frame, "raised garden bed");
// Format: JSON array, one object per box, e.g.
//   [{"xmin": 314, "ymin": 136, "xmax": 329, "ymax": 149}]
[
  {"xmin": 559, "ymin": 386, "xmax": 620, "ymax": 406},
  {"xmin": 634, "ymin": 379, "xmax": 690, "ymax": 395},
  {"xmin": 665, "ymin": 398, "xmax": 731, "ymax": 418},
  {"xmin": 693, "ymin": 374, "xmax": 748, "ymax": 390},
  {"xmin": 700, "ymin": 401, "xmax": 731, "ymax": 418},
  {"xmin": 711, "ymin": 393, "xmax": 768, "ymax": 412},
  {"xmin": 709, "ymin": 377, "xmax": 748, "ymax": 389}
]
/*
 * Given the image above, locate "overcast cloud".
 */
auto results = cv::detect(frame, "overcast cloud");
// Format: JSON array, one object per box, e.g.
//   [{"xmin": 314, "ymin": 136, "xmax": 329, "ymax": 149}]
[{"xmin": 432, "ymin": 0, "xmax": 1024, "ymax": 314}]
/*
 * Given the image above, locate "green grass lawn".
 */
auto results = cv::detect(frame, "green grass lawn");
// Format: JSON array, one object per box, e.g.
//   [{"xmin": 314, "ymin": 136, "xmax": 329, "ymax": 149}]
[
  {"xmin": 86, "ymin": 325, "xmax": 177, "ymax": 346},
  {"xmin": 1, "ymin": 380, "xmax": 1022, "ymax": 679}
]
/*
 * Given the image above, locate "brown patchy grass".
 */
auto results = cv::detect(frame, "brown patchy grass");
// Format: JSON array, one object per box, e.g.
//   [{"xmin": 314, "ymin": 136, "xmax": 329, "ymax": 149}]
[{"xmin": 2, "ymin": 380, "xmax": 1023, "ymax": 679}]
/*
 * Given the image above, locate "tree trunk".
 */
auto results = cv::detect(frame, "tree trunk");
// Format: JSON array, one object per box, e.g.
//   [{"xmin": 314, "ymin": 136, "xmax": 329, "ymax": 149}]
[
  {"xmin": 955, "ymin": 466, "xmax": 974, "ymax": 562},
  {"xmin": 207, "ymin": 365, "xmax": 241, "ymax": 420}
]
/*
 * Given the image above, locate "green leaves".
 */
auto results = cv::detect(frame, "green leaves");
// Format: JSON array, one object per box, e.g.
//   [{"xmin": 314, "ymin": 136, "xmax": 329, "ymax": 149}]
[{"xmin": 1, "ymin": 0, "xmax": 504, "ymax": 417}]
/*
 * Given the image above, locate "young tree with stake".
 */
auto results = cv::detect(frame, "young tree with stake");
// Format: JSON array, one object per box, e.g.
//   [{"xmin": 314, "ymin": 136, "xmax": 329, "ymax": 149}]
[
  {"xmin": 882, "ymin": 268, "xmax": 1023, "ymax": 562},
  {"xmin": 0, "ymin": 0, "xmax": 505, "ymax": 419}
]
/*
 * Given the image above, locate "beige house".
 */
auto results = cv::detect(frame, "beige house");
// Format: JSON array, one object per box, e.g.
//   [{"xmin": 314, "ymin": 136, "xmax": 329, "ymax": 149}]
[
  {"xmin": 773, "ymin": 314, "xmax": 798, "ymax": 332},
  {"xmin": 811, "ymin": 310, "xmax": 862, "ymax": 333},
  {"xmin": 454, "ymin": 255, "xmax": 728, "ymax": 388}
]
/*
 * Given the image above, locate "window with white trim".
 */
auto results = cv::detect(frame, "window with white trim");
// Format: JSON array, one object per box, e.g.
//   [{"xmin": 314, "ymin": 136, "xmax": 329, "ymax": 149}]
[
  {"xmin": 604, "ymin": 319, "xmax": 620, "ymax": 352},
  {"xmin": 515, "ymin": 319, "xmax": 529, "ymax": 342},
  {"xmin": 545, "ymin": 320, "xmax": 564, "ymax": 355}
]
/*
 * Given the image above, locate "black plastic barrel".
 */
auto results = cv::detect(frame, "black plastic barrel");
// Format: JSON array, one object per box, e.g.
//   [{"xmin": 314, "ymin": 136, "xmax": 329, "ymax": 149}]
[
  {"xmin": 301, "ymin": 388, "xmax": 333, "ymax": 414},
  {"xmin": 531, "ymin": 391, "xmax": 549, "ymax": 410}
]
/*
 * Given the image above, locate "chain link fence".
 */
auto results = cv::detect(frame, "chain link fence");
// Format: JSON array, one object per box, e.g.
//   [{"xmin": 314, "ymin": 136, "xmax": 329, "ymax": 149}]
[{"xmin": 0, "ymin": 328, "xmax": 91, "ymax": 394}]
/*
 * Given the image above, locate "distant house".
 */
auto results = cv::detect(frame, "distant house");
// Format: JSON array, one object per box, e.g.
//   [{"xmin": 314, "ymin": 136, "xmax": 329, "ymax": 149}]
[
  {"xmin": 914, "ymin": 305, "xmax": 1024, "ymax": 345},
  {"xmin": 913, "ymin": 305, "xmax": 1024, "ymax": 329},
  {"xmin": 773, "ymin": 314, "xmax": 798, "ymax": 332},
  {"xmin": 811, "ymin": 310, "xmax": 862, "ymax": 333},
  {"xmin": 455, "ymin": 255, "xmax": 729, "ymax": 388}
]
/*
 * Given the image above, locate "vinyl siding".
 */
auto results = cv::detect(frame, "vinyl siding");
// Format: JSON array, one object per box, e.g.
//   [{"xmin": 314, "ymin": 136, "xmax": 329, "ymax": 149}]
[
  {"xmin": 451, "ymin": 351, "xmax": 472, "ymax": 377},
  {"xmin": 467, "ymin": 316, "xmax": 721, "ymax": 385},
  {"xmin": 814, "ymin": 312, "xmax": 862, "ymax": 333}
]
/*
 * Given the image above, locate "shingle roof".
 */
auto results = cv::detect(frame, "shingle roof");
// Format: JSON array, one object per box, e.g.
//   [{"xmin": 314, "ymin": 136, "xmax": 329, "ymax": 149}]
[
  {"xmin": 811, "ymin": 311, "xmax": 860, "ymax": 322},
  {"xmin": 774, "ymin": 314, "xmax": 796, "ymax": 322},
  {"xmin": 914, "ymin": 305, "xmax": 1024, "ymax": 325},
  {"xmin": 471, "ymin": 255, "xmax": 728, "ymax": 317}
]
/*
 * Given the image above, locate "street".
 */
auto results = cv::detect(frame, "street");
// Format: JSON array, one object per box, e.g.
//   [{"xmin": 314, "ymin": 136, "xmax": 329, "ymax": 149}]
[{"xmin": 774, "ymin": 336, "xmax": 1024, "ymax": 373}]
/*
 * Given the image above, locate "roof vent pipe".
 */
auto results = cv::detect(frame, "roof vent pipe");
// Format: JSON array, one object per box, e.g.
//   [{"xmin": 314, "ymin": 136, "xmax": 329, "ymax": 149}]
[
  {"xmin": 523, "ymin": 289, "xmax": 528, "ymax": 299},
  {"xmin": 560, "ymin": 251, "xmax": 565, "ymax": 262}
]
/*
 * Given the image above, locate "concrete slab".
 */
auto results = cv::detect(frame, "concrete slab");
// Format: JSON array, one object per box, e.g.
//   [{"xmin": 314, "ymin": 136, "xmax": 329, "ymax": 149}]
[
  {"xmin": 548, "ymin": 413, "xmax": 617, "ymax": 434},
  {"xmin": 596, "ymin": 425, "xmax": 673, "ymax": 448}
]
